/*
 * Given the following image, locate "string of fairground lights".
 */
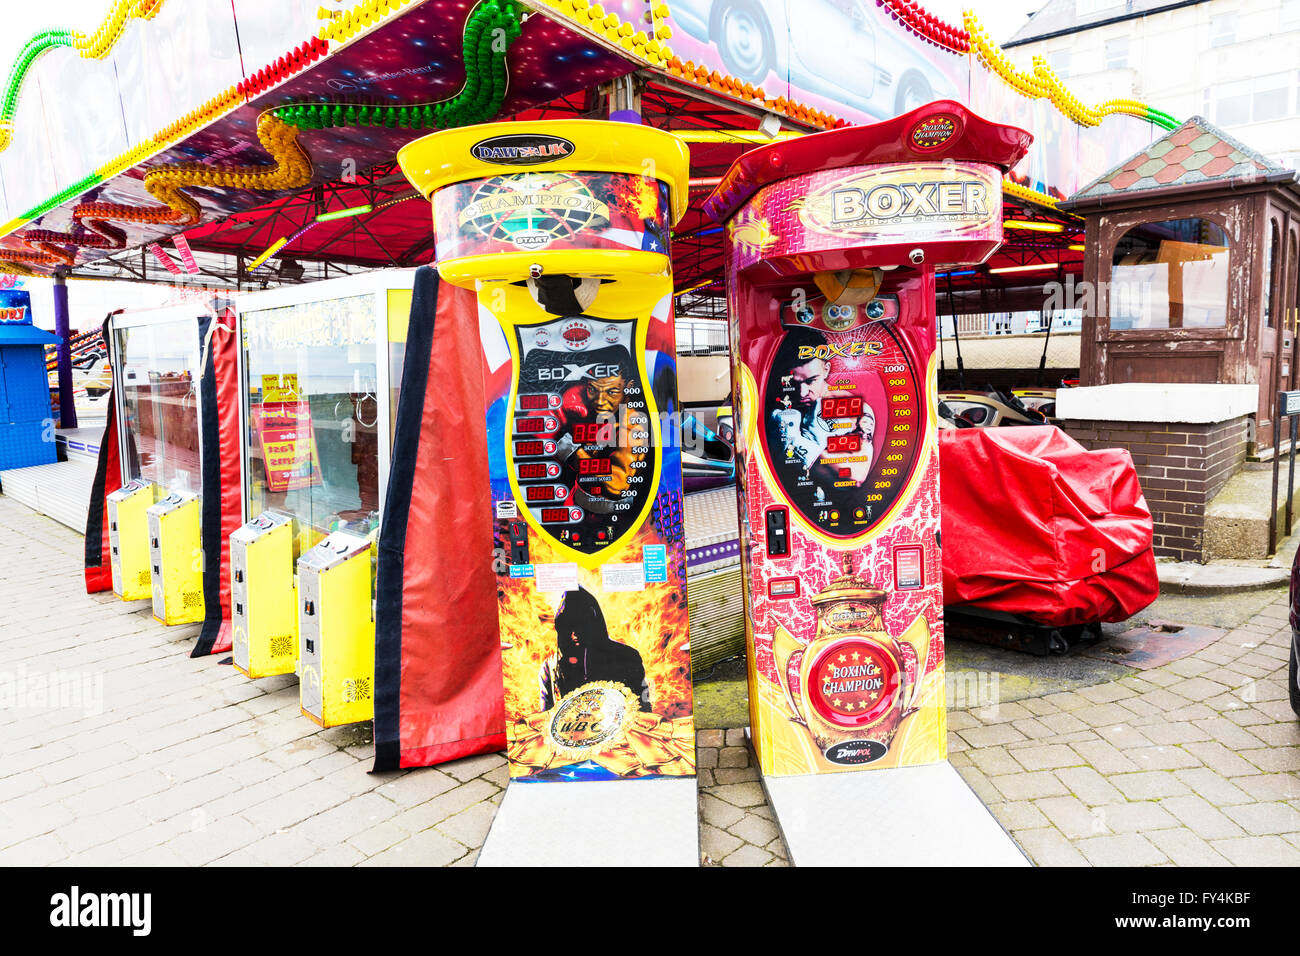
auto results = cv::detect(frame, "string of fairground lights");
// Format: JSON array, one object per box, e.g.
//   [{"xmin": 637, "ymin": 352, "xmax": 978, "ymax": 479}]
[
  {"xmin": 0, "ymin": 0, "xmax": 166, "ymax": 153},
  {"xmin": 248, "ymin": 0, "xmax": 522, "ymax": 268},
  {"xmin": 0, "ymin": 0, "xmax": 522, "ymax": 271},
  {"xmin": 0, "ymin": 0, "xmax": 412, "ymax": 265},
  {"xmin": 963, "ymin": 11, "xmax": 1178, "ymax": 130},
  {"xmin": 538, "ymin": 0, "xmax": 1179, "ymax": 133}
]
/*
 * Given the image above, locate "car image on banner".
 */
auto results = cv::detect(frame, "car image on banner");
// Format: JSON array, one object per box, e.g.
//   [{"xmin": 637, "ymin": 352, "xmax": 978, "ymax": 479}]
[{"xmin": 668, "ymin": 0, "xmax": 963, "ymax": 121}]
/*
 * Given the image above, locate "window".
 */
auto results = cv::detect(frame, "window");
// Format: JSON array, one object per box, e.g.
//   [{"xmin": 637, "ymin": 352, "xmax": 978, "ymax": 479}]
[
  {"xmin": 242, "ymin": 294, "xmax": 381, "ymax": 535},
  {"xmin": 1105, "ymin": 37, "xmax": 1129, "ymax": 70},
  {"xmin": 1110, "ymin": 219, "xmax": 1230, "ymax": 331},
  {"xmin": 1253, "ymin": 85, "xmax": 1288, "ymax": 122},
  {"xmin": 1265, "ymin": 222, "xmax": 1279, "ymax": 329},
  {"xmin": 1047, "ymin": 49, "xmax": 1072, "ymax": 77},
  {"xmin": 1214, "ymin": 92, "xmax": 1251, "ymax": 127},
  {"xmin": 1212, "ymin": 73, "xmax": 1291, "ymax": 127},
  {"xmin": 113, "ymin": 316, "xmax": 203, "ymax": 495},
  {"xmin": 1210, "ymin": 14, "xmax": 1235, "ymax": 47}
]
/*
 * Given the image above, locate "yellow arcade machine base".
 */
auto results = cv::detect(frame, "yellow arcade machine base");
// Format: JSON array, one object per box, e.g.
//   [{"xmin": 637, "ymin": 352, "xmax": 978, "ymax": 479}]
[
  {"xmin": 107, "ymin": 479, "xmax": 158, "ymax": 601},
  {"xmin": 399, "ymin": 117, "xmax": 699, "ymax": 865},
  {"xmin": 231, "ymin": 510, "xmax": 300, "ymax": 679},
  {"xmin": 296, "ymin": 530, "xmax": 374, "ymax": 728},
  {"xmin": 147, "ymin": 490, "xmax": 205, "ymax": 625}
]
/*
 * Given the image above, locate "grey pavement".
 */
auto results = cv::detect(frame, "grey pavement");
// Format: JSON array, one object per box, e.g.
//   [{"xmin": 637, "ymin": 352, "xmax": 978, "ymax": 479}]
[{"xmin": 1, "ymin": 493, "xmax": 1297, "ymax": 865}]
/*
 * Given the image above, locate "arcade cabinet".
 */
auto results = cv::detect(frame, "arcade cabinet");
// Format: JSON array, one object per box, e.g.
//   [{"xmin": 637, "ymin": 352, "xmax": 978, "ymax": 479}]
[
  {"xmin": 706, "ymin": 102, "xmax": 1033, "ymax": 865},
  {"xmin": 107, "ymin": 307, "xmax": 206, "ymax": 617},
  {"xmin": 234, "ymin": 272, "xmax": 413, "ymax": 711},
  {"xmin": 398, "ymin": 120, "xmax": 698, "ymax": 865},
  {"xmin": 297, "ymin": 528, "xmax": 375, "ymax": 727},
  {"xmin": 230, "ymin": 510, "xmax": 299, "ymax": 678},
  {"xmin": 147, "ymin": 489, "xmax": 204, "ymax": 625},
  {"xmin": 108, "ymin": 478, "xmax": 158, "ymax": 601}
]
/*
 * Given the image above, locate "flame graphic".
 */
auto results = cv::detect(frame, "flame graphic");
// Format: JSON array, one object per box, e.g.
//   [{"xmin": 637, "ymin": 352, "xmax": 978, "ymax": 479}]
[
  {"xmin": 496, "ymin": 520, "xmax": 692, "ymax": 731},
  {"xmin": 728, "ymin": 214, "xmax": 778, "ymax": 255}
]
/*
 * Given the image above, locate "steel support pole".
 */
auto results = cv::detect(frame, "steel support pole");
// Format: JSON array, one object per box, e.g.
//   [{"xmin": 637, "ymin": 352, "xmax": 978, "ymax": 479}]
[{"xmin": 52, "ymin": 270, "xmax": 77, "ymax": 429}]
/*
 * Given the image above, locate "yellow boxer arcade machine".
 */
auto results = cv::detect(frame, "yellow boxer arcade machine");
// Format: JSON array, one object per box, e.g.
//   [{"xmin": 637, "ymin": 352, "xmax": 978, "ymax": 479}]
[
  {"xmin": 398, "ymin": 120, "xmax": 697, "ymax": 803},
  {"xmin": 706, "ymin": 102, "xmax": 1031, "ymax": 779}
]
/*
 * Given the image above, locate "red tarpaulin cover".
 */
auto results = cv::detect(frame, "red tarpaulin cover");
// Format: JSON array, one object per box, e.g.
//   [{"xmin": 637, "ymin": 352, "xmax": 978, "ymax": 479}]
[
  {"xmin": 372, "ymin": 267, "xmax": 506, "ymax": 771},
  {"xmin": 940, "ymin": 426, "xmax": 1158, "ymax": 627}
]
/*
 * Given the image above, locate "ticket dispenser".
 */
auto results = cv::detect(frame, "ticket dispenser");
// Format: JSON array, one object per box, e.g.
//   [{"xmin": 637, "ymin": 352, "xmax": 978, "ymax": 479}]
[
  {"xmin": 706, "ymin": 102, "xmax": 1031, "ymax": 779},
  {"xmin": 231, "ymin": 511, "xmax": 300, "ymax": 679},
  {"xmin": 107, "ymin": 478, "xmax": 158, "ymax": 601},
  {"xmin": 398, "ymin": 119, "xmax": 699, "ymax": 812},
  {"xmin": 146, "ymin": 489, "xmax": 205, "ymax": 625},
  {"xmin": 296, "ymin": 530, "xmax": 374, "ymax": 727}
]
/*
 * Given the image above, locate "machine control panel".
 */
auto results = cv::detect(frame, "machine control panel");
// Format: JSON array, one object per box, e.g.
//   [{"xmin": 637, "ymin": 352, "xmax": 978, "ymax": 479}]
[{"xmin": 765, "ymin": 507, "xmax": 789, "ymax": 556}]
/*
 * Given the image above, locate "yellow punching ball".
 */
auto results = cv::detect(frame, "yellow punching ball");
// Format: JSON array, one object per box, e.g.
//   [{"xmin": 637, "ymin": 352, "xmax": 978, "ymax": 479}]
[{"xmin": 814, "ymin": 267, "xmax": 884, "ymax": 306}]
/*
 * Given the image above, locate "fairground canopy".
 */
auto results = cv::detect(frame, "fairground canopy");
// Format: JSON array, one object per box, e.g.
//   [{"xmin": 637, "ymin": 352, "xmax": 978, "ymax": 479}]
[{"xmin": 0, "ymin": 0, "xmax": 1180, "ymax": 316}]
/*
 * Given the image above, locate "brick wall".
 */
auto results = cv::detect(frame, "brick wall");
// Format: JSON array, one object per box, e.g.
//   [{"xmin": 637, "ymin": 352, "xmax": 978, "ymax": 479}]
[{"xmin": 1060, "ymin": 416, "xmax": 1251, "ymax": 563}]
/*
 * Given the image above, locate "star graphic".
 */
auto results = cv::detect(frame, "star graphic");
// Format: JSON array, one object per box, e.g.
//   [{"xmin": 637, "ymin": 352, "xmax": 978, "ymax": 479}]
[
  {"xmin": 838, "ymin": 654, "xmax": 846, "ymax": 663},
  {"xmin": 851, "ymin": 651, "xmax": 860, "ymax": 662},
  {"xmin": 833, "ymin": 698, "xmax": 842, "ymax": 708}
]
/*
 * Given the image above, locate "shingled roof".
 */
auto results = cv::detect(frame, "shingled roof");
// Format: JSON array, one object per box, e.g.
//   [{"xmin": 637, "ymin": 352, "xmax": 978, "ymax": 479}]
[{"xmin": 1067, "ymin": 116, "xmax": 1291, "ymax": 204}]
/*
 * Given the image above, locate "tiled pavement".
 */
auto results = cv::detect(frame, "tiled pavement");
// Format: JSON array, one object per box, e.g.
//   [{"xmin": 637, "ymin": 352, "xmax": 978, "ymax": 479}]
[
  {"xmin": 949, "ymin": 600, "xmax": 1300, "ymax": 866},
  {"xmin": 1, "ymin": 493, "xmax": 1297, "ymax": 866}
]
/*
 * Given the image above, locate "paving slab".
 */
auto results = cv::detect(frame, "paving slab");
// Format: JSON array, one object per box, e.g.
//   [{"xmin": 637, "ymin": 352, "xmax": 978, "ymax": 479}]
[{"xmin": 476, "ymin": 778, "xmax": 699, "ymax": 867}]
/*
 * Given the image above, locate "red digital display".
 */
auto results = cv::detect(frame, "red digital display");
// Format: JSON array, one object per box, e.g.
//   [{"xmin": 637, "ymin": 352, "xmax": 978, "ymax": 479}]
[
  {"xmin": 526, "ymin": 485, "xmax": 557, "ymax": 502},
  {"xmin": 516, "ymin": 416, "xmax": 546, "ymax": 433},
  {"xmin": 826, "ymin": 433, "xmax": 863, "ymax": 454},
  {"xmin": 515, "ymin": 440, "xmax": 545, "ymax": 456},
  {"xmin": 822, "ymin": 396, "xmax": 864, "ymax": 418},
  {"xmin": 518, "ymin": 463, "xmax": 548, "ymax": 480},
  {"xmin": 572, "ymin": 422, "xmax": 614, "ymax": 443},
  {"xmin": 578, "ymin": 457, "xmax": 612, "ymax": 476},
  {"xmin": 540, "ymin": 507, "xmax": 570, "ymax": 523},
  {"xmin": 518, "ymin": 393, "xmax": 550, "ymax": 410}
]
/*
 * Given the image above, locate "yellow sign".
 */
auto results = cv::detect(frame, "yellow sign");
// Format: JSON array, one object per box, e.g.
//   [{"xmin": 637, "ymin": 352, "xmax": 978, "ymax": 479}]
[{"xmin": 261, "ymin": 373, "xmax": 300, "ymax": 404}]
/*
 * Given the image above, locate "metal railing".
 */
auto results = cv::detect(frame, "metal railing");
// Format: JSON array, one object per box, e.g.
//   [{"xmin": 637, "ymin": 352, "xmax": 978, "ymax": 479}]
[{"xmin": 1270, "ymin": 390, "xmax": 1300, "ymax": 555}]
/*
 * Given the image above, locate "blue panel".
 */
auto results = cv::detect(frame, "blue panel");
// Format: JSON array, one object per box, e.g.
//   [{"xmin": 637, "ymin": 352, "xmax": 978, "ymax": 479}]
[{"xmin": 0, "ymin": 346, "xmax": 54, "ymax": 422}]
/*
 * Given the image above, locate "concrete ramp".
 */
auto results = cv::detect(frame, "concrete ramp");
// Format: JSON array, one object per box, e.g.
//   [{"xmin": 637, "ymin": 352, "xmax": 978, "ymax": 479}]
[
  {"xmin": 763, "ymin": 761, "xmax": 1030, "ymax": 867},
  {"xmin": 478, "ymin": 777, "xmax": 699, "ymax": 867}
]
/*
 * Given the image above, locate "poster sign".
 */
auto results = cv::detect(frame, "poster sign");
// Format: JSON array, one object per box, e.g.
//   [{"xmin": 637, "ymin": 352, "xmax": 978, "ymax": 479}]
[
  {"xmin": 253, "ymin": 399, "xmax": 321, "ymax": 493},
  {"xmin": 261, "ymin": 373, "xmax": 301, "ymax": 404},
  {"xmin": 0, "ymin": 289, "xmax": 31, "ymax": 324}
]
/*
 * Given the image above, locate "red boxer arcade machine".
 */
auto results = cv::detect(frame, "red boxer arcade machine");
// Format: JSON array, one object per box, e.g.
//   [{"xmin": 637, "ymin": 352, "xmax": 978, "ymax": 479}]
[{"xmin": 706, "ymin": 103, "xmax": 1031, "ymax": 788}]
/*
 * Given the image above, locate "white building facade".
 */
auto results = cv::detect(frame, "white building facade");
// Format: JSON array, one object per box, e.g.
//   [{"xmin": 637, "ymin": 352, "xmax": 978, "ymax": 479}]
[{"xmin": 1003, "ymin": 0, "xmax": 1300, "ymax": 169}]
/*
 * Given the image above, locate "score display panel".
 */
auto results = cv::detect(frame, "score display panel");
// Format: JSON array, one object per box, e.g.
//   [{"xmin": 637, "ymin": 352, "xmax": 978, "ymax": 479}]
[
  {"xmin": 760, "ymin": 320, "xmax": 924, "ymax": 538},
  {"xmin": 477, "ymin": 299, "xmax": 696, "ymax": 785}
]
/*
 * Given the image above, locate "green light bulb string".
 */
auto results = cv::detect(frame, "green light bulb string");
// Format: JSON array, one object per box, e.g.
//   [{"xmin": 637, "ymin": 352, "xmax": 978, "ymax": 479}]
[{"xmin": 1, "ymin": 0, "xmax": 523, "ymax": 271}]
